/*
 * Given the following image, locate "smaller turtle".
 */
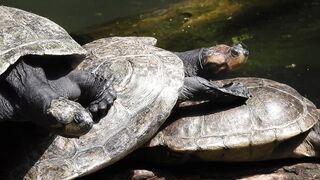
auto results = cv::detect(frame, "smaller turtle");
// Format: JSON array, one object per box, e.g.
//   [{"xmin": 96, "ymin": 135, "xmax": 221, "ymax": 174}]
[
  {"xmin": 145, "ymin": 77, "xmax": 320, "ymax": 162},
  {"xmin": 0, "ymin": 6, "xmax": 116, "ymax": 137}
]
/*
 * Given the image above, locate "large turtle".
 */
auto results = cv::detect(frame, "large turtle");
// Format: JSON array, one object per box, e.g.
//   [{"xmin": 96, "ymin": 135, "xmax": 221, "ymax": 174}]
[
  {"xmin": 143, "ymin": 77, "xmax": 320, "ymax": 162},
  {"xmin": 5, "ymin": 37, "xmax": 249, "ymax": 179},
  {"xmin": 0, "ymin": 6, "xmax": 116, "ymax": 136}
]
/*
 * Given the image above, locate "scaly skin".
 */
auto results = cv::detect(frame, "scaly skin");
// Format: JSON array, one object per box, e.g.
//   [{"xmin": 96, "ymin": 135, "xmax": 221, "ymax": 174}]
[{"xmin": 0, "ymin": 57, "xmax": 116, "ymax": 137}]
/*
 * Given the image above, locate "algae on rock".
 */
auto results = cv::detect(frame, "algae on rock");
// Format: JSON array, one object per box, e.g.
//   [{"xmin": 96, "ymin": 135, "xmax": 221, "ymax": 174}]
[{"xmin": 74, "ymin": 0, "xmax": 299, "ymax": 51}]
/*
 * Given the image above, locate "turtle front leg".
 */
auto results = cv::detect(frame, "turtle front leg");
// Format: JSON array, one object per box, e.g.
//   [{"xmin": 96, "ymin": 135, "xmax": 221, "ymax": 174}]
[
  {"xmin": 3, "ymin": 60, "xmax": 93, "ymax": 137},
  {"xmin": 179, "ymin": 76, "xmax": 250, "ymax": 102},
  {"xmin": 66, "ymin": 70, "xmax": 116, "ymax": 121}
]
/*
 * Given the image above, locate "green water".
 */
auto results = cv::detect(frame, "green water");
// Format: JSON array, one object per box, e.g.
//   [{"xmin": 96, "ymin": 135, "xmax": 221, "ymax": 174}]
[{"xmin": 2, "ymin": 0, "xmax": 182, "ymax": 32}]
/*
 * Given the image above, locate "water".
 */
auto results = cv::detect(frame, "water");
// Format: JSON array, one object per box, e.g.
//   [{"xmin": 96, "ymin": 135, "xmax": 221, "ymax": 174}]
[
  {"xmin": 222, "ymin": 0, "xmax": 320, "ymax": 106},
  {"xmin": 2, "ymin": 0, "xmax": 182, "ymax": 32}
]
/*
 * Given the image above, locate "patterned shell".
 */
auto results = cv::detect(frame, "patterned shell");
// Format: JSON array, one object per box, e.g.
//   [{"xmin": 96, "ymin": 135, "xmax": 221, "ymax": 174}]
[
  {"xmin": 149, "ymin": 77, "xmax": 319, "ymax": 161},
  {"xmin": 0, "ymin": 6, "xmax": 86, "ymax": 75},
  {"xmin": 11, "ymin": 37, "xmax": 184, "ymax": 179}
]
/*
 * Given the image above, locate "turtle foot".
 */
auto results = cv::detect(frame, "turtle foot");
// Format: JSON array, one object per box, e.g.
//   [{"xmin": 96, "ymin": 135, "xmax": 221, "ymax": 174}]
[
  {"xmin": 179, "ymin": 76, "xmax": 250, "ymax": 102},
  {"xmin": 3, "ymin": 59, "xmax": 94, "ymax": 137},
  {"xmin": 86, "ymin": 74, "xmax": 117, "ymax": 122},
  {"xmin": 218, "ymin": 82, "xmax": 251, "ymax": 99}
]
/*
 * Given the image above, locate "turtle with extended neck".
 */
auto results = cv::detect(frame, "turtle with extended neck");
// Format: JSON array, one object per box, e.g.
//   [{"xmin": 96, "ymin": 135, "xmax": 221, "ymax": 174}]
[{"xmin": 143, "ymin": 77, "xmax": 320, "ymax": 163}]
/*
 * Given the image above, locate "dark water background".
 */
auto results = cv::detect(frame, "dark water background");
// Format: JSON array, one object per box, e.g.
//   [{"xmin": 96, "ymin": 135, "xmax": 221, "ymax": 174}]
[
  {"xmin": 2, "ymin": 0, "xmax": 182, "ymax": 32},
  {"xmin": 223, "ymin": 0, "xmax": 320, "ymax": 107}
]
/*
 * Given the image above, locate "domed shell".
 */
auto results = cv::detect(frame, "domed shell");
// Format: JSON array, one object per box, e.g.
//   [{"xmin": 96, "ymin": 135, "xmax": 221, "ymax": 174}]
[
  {"xmin": 0, "ymin": 6, "xmax": 86, "ymax": 75},
  {"xmin": 13, "ymin": 37, "xmax": 184, "ymax": 179},
  {"xmin": 149, "ymin": 78, "xmax": 319, "ymax": 161}
]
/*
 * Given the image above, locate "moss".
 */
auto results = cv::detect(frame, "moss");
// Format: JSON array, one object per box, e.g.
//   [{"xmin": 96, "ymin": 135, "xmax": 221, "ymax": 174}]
[
  {"xmin": 74, "ymin": 0, "xmax": 299, "ymax": 51},
  {"xmin": 231, "ymin": 34, "xmax": 253, "ymax": 44}
]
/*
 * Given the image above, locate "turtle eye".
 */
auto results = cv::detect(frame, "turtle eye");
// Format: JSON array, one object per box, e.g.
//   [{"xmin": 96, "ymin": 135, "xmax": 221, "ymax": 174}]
[
  {"xmin": 231, "ymin": 49, "xmax": 239, "ymax": 57},
  {"xmin": 74, "ymin": 112, "xmax": 84, "ymax": 124}
]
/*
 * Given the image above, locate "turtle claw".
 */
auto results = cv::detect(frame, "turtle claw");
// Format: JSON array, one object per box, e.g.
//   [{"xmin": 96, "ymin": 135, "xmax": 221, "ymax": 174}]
[
  {"xmin": 219, "ymin": 82, "xmax": 251, "ymax": 99},
  {"xmin": 67, "ymin": 70, "xmax": 117, "ymax": 122},
  {"xmin": 182, "ymin": 76, "xmax": 250, "ymax": 102},
  {"xmin": 87, "ymin": 75, "xmax": 116, "ymax": 122}
]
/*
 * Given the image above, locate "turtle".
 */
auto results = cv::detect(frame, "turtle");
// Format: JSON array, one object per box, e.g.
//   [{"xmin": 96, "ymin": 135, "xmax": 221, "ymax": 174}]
[
  {"xmin": 141, "ymin": 77, "xmax": 320, "ymax": 162},
  {"xmin": 0, "ymin": 6, "xmax": 116, "ymax": 137},
  {"xmin": 5, "ymin": 36, "xmax": 250, "ymax": 179}
]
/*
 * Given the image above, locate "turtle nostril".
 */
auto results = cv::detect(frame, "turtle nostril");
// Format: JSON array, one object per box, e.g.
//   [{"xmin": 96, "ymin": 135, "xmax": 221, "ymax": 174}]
[{"xmin": 244, "ymin": 50, "xmax": 249, "ymax": 57}]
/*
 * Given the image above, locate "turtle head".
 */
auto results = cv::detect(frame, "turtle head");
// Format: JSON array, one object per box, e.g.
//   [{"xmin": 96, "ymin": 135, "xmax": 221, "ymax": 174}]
[
  {"xmin": 201, "ymin": 44, "xmax": 249, "ymax": 74},
  {"xmin": 307, "ymin": 115, "xmax": 320, "ymax": 156},
  {"xmin": 299, "ymin": 109, "xmax": 320, "ymax": 156},
  {"xmin": 46, "ymin": 98, "xmax": 93, "ymax": 137}
]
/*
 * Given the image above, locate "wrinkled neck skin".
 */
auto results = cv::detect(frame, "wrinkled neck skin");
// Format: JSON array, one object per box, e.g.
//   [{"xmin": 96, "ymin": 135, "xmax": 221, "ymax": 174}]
[
  {"xmin": 175, "ymin": 48, "xmax": 207, "ymax": 77},
  {"xmin": 0, "ymin": 82, "xmax": 21, "ymax": 121},
  {"xmin": 0, "ymin": 94, "xmax": 14, "ymax": 121}
]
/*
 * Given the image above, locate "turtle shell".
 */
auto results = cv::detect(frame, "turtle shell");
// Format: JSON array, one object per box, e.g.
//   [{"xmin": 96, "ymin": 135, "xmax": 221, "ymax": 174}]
[
  {"xmin": 11, "ymin": 37, "xmax": 184, "ymax": 179},
  {"xmin": 0, "ymin": 6, "xmax": 86, "ymax": 75},
  {"xmin": 148, "ymin": 77, "xmax": 319, "ymax": 161}
]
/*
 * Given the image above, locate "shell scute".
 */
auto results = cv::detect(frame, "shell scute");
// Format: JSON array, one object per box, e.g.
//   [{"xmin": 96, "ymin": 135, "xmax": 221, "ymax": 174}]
[
  {"xmin": 0, "ymin": 6, "xmax": 86, "ymax": 75},
  {"xmin": 151, "ymin": 78, "xmax": 319, "ymax": 161},
  {"xmin": 20, "ymin": 37, "xmax": 184, "ymax": 178}
]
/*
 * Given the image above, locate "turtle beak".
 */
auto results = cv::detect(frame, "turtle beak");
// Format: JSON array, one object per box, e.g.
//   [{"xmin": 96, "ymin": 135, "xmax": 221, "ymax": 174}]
[
  {"xmin": 244, "ymin": 49, "xmax": 249, "ymax": 57},
  {"xmin": 238, "ymin": 44, "xmax": 249, "ymax": 57}
]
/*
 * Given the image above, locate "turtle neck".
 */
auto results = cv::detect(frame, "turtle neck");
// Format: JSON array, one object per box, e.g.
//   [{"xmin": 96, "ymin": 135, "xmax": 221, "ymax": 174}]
[{"xmin": 174, "ymin": 48, "xmax": 207, "ymax": 77}]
